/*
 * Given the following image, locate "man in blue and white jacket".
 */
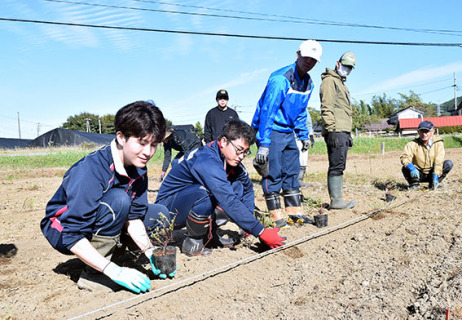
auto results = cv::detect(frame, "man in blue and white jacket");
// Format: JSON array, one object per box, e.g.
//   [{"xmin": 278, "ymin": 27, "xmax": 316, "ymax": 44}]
[
  {"xmin": 156, "ymin": 120, "xmax": 286, "ymax": 256},
  {"xmin": 252, "ymin": 40, "xmax": 322, "ymax": 228}
]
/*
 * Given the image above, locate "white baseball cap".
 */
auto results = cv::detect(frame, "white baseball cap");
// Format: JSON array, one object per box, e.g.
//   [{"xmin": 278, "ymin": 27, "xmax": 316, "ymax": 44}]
[{"xmin": 299, "ymin": 40, "xmax": 322, "ymax": 62}]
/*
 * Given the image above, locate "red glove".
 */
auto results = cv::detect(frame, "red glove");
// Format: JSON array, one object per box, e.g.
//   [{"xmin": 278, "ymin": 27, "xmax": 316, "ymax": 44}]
[{"xmin": 259, "ymin": 228, "xmax": 286, "ymax": 249}]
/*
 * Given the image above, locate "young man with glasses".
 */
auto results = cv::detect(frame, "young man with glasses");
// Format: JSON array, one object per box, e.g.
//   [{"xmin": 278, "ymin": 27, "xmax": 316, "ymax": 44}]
[{"xmin": 156, "ymin": 120, "xmax": 286, "ymax": 256}]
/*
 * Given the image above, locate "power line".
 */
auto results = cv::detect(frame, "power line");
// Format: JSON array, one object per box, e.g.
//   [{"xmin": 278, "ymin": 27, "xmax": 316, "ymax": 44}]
[
  {"xmin": 45, "ymin": 0, "xmax": 462, "ymax": 37},
  {"xmin": 1, "ymin": 17, "xmax": 462, "ymax": 47}
]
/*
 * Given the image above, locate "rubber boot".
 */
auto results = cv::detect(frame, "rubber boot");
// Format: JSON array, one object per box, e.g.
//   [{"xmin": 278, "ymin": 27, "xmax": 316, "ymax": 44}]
[
  {"xmin": 77, "ymin": 234, "xmax": 123, "ymax": 292},
  {"xmin": 283, "ymin": 189, "xmax": 312, "ymax": 224},
  {"xmin": 327, "ymin": 176, "xmax": 356, "ymax": 210},
  {"xmin": 181, "ymin": 210, "xmax": 213, "ymax": 256},
  {"xmin": 265, "ymin": 192, "xmax": 288, "ymax": 229},
  {"xmin": 298, "ymin": 166, "xmax": 309, "ymax": 188},
  {"xmin": 207, "ymin": 207, "xmax": 235, "ymax": 248}
]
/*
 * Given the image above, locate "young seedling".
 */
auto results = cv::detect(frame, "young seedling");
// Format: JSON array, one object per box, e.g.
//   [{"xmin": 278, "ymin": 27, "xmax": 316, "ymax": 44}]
[{"xmin": 149, "ymin": 213, "xmax": 176, "ymax": 255}]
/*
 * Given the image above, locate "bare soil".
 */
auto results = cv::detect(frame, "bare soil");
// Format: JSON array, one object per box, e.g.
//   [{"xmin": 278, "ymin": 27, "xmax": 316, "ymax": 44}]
[{"xmin": 1, "ymin": 149, "xmax": 461, "ymax": 319}]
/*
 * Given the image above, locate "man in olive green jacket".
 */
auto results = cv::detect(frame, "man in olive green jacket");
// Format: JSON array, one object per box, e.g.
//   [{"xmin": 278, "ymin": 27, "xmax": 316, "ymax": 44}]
[
  {"xmin": 400, "ymin": 120, "xmax": 453, "ymax": 190},
  {"xmin": 320, "ymin": 52, "xmax": 357, "ymax": 210}
]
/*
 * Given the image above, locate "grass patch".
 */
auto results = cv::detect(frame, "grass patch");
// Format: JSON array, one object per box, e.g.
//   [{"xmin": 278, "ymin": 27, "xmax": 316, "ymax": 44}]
[{"xmin": 0, "ymin": 136, "xmax": 459, "ymax": 170}]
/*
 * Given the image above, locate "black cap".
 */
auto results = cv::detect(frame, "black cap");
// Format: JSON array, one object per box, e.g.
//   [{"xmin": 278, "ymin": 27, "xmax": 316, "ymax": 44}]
[
  {"xmin": 418, "ymin": 120, "xmax": 434, "ymax": 131},
  {"xmin": 216, "ymin": 89, "xmax": 229, "ymax": 100}
]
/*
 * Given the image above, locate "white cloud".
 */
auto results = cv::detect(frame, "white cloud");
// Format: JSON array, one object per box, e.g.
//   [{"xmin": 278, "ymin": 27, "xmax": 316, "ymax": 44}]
[{"xmin": 362, "ymin": 61, "xmax": 462, "ymax": 95}]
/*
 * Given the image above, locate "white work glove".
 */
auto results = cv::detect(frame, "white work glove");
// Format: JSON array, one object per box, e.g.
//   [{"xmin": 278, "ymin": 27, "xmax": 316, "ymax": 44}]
[
  {"xmin": 256, "ymin": 146, "xmax": 270, "ymax": 164},
  {"xmin": 103, "ymin": 262, "xmax": 151, "ymax": 293}
]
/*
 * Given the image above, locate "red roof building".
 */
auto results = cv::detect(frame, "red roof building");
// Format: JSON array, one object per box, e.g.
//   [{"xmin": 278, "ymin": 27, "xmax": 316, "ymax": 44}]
[{"xmin": 398, "ymin": 115, "xmax": 462, "ymax": 134}]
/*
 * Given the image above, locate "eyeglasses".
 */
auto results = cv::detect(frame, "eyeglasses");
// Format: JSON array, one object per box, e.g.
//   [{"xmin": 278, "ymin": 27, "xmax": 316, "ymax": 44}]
[{"xmin": 228, "ymin": 139, "xmax": 251, "ymax": 157}]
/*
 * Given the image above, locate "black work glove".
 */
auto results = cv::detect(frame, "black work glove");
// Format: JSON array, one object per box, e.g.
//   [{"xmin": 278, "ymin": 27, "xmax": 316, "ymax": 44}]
[
  {"xmin": 309, "ymin": 134, "xmax": 315, "ymax": 148},
  {"xmin": 326, "ymin": 132, "xmax": 338, "ymax": 148},
  {"xmin": 301, "ymin": 139, "xmax": 310, "ymax": 152},
  {"xmin": 348, "ymin": 135, "xmax": 353, "ymax": 149}
]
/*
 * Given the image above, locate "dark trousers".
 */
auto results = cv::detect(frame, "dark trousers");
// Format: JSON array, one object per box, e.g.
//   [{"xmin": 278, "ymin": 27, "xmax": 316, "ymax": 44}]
[
  {"xmin": 46, "ymin": 188, "xmax": 170, "ymax": 254},
  {"xmin": 325, "ymin": 132, "xmax": 351, "ymax": 177},
  {"xmin": 261, "ymin": 131, "xmax": 300, "ymax": 194},
  {"xmin": 401, "ymin": 160, "xmax": 453, "ymax": 185},
  {"xmin": 157, "ymin": 182, "xmax": 243, "ymax": 228}
]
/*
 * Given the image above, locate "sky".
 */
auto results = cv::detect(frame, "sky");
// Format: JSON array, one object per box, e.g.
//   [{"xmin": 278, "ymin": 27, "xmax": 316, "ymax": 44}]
[{"xmin": 0, "ymin": 0, "xmax": 461, "ymax": 139}]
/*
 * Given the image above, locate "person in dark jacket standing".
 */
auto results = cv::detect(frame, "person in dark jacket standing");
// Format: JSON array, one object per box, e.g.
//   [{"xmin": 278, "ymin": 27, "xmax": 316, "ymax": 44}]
[
  {"xmin": 41, "ymin": 101, "xmax": 176, "ymax": 293},
  {"xmin": 203, "ymin": 89, "xmax": 239, "ymax": 143},
  {"xmin": 160, "ymin": 128, "xmax": 202, "ymax": 181},
  {"xmin": 320, "ymin": 52, "xmax": 357, "ymax": 210},
  {"xmin": 252, "ymin": 40, "xmax": 322, "ymax": 228},
  {"xmin": 156, "ymin": 120, "xmax": 286, "ymax": 256}
]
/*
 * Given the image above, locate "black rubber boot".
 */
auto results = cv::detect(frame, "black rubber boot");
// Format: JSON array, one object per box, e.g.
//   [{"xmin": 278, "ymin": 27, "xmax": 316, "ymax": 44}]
[
  {"xmin": 327, "ymin": 176, "xmax": 356, "ymax": 210},
  {"xmin": 181, "ymin": 210, "xmax": 212, "ymax": 256},
  {"xmin": 265, "ymin": 192, "xmax": 288, "ymax": 229},
  {"xmin": 283, "ymin": 189, "xmax": 312, "ymax": 224},
  {"xmin": 207, "ymin": 207, "xmax": 235, "ymax": 248}
]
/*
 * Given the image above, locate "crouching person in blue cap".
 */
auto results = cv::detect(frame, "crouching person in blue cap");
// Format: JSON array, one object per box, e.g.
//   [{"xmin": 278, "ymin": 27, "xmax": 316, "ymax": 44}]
[
  {"xmin": 155, "ymin": 120, "xmax": 286, "ymax": 256},
  {"xmin": 400, "ymin": 120, "xmax": 453, "ymax": 190},
  {"xmin": 41, "ymin": 101, "xmax": 176, "ymax": 293}
]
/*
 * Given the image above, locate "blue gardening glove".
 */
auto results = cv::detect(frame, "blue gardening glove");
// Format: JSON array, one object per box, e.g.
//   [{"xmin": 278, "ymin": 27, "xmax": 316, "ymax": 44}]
[
  {"xmin": 256, "ymin": 146, "xmax": 270, "ymax": 165},
  {"xmin": 406, "ymin": 163, "xmax": 420, "ymax": 179},
  {"xmin": 103, "ymin": 262, "xmax": 151, "ymax": 293},
  {"xmin": 432, "ymin": 174, "xmax": 439, "ymax": 190},
  {"xmin": 326, "ymin": 132, "xmax": 338, "ymax": 148},
  {"xmin": 145, "ymin": 249, "xmax": 176, "ymax": 279},
  {"xmin": 301, "ymin": 139, "xmax": 310, "ymax": 152},
  {"xmin": 309, "ymin": 134, "xmax": 315, "ymax": 148}
]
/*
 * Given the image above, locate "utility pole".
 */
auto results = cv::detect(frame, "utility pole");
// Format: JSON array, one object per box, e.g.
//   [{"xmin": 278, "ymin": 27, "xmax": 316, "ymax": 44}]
[
  {"xmin": 37, "ymin": 122, "xmax": 41, "ymax": 137},
  {"xmin": 454, "ymin": 73, "xmax": 459, "ymax": 115},
  {"xmin": 17, "ymin": 112, "xmax": 21, "ymax": 140},
  {"xmin": 98, "ymin": 119, "xmax": 101, "ymax": 134},
  {"xmin": 84, "ymin": 118, "xmax": 91, "ymax": 132}
]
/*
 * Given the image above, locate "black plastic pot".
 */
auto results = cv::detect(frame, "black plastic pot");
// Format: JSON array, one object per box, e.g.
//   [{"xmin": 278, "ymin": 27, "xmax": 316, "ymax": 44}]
[
  {"xmin": 314, "ymin": 214, "xmax": 328, "ymax": 228},
  {"xmin": 385, "ymin": 193, "xmax": 396, "ymax": 202},
  {"xmin": 152, "ymin": 246, "xmax": 176, "ymax": 275}
]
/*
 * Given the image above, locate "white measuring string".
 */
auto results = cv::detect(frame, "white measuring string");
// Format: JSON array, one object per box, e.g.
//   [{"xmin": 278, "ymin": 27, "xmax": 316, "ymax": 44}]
[{"xmin": 68, "ymin": 197, "xmax": 411, "ymax": 320}]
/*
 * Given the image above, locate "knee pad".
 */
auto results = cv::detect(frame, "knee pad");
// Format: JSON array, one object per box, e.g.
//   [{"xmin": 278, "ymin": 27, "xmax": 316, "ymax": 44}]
[
  {"xmin": 186, "ymin": 210, "xmax": 212, "ymax": 238},
  {"xmin": 283, "ymin": 189, "xmax": 302, "ymax": 207}
]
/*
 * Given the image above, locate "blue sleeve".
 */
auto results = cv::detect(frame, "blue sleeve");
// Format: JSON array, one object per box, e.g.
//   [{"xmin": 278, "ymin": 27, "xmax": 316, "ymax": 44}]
[
  {"xmin": 190, "ymin": 156, "xmax": 264, "ymax": 237},
  {"xmin": 127, "ymin": 176, "xmax": 149, "ymax": 221},
  {"xmin": 237, "ymin": 167, "xmax": 255, "ymax": 212},
  {"xmin": 59, "ymin": 162, "xmax": 106, "ymax": 250},
  {"xmin": 256, "ymin": 76, "xmax": 288, "ymax": 147},
  {"xmin": 294, "ymin": 107, "xmax": 308, "ymax": 140}
]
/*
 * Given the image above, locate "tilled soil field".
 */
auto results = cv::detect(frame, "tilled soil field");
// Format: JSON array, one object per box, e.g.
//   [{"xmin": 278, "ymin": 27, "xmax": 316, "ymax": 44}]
[{"xmin": 1, "ymin": 149, "xmax": 461, "ymax": 319}]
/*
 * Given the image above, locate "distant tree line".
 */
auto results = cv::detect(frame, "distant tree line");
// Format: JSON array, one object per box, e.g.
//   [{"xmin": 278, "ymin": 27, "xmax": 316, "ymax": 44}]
[
  {"xmin": 310, "ymin": 90, "xmax": 459, "ymax": 131},
  {"xmin": 62, "ymin": 91, "xmax": 460, "ymax": 134},
  {"xmin": 61, "ymin": 112, "xmax": 172, "ymax": 134}
]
